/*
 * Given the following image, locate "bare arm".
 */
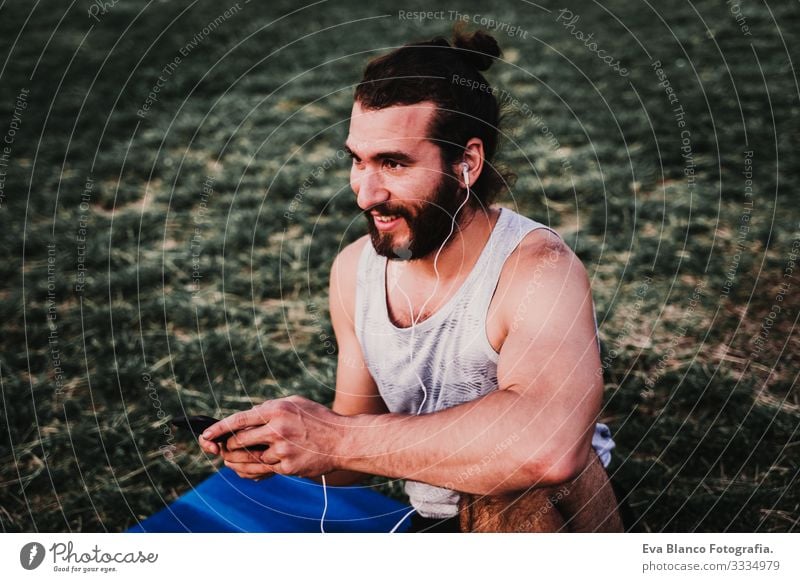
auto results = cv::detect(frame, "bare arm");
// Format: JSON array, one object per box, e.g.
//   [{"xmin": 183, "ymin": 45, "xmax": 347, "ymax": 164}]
[
  {"xmin": 331, "ymin": 232, "xmax": 602, "ymax": 495},
  {"xmin": 309, "ymin": 236, "xmax": 389, "ymax": 486},
  {"xmin": 204, "ymin": 233, "xmax": 603, "ymax": 496},
  {"xmin": 200, "ymin": 236, "xmax": 389, "ymax": 484}
]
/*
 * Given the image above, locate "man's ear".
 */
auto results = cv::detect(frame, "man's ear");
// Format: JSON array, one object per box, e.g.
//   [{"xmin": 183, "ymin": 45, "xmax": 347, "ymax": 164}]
[{"xmin": 453, "ymin": 137, "xmax": 485, "ymax": 187}]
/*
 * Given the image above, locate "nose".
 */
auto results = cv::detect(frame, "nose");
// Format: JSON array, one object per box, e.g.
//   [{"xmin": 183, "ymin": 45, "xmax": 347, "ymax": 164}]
[{"xmin": 352, "ymin": 167, "xmax": 389, "ymax": 211}]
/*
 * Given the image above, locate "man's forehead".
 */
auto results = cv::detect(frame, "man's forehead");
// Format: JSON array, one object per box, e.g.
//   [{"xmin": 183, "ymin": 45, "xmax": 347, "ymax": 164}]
[{"xmin": 347, "ymin": 101, "xmax": 438, "ymax": 152}]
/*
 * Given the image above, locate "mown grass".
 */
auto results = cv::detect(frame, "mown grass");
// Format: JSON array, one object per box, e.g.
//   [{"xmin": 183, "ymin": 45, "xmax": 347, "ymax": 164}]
[{"xmin": 0, "ymin": 0, "xmax": 797, "ymax": 532}]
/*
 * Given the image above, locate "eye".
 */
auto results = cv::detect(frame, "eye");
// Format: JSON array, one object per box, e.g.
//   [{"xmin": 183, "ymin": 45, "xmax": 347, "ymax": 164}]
[{"xmin": 383, "ymin": 159, "xmax": 403, "ymax": 171}]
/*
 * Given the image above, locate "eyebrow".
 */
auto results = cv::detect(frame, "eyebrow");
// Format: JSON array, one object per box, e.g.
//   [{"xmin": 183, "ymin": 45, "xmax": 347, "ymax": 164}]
[{"xmin": 343, "ymin": 142, "xmax": 418, "ymax": 165}]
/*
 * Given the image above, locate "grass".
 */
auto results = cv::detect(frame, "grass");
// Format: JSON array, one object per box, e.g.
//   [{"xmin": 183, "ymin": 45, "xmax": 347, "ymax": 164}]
[{"xmin": 0, "ymin": 0, "xmax": 798, "ymax": 532}]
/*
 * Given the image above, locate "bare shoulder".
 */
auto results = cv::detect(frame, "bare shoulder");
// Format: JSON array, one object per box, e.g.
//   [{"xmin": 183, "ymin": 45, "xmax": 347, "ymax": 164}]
[
  {"xmin": 329, "ymin": 235, "xmax": 371, "ymax": 323},
  {"xmin": 492, "ymin": 227, "xmax": 591, "ymax": 336},
  {"xmin": 331, "ymin": 234, "xmax": 371, "ymax": 277},
  {"xmin": 520, "ymin": 228, "xmax": 567, "ymax": 255},
  {"xmin": 504, "ymin": 227, "xmax": 587, "ymax": 289}
]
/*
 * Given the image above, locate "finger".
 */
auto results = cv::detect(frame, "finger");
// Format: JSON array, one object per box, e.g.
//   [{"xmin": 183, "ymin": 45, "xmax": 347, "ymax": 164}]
[
  {"xmin": 259, "ymin": 449, "xmax": 281, "ymax": 465},
  {"xmin": 198, "ymin": 436, "xmax": 219, "ymax": 455},
  {"xmin": 220, "ymin": 448, "xmax": 264, "ymax": 463},
  {"xmin": 202, "ymin": 403, "xmax": 275, "ymax": 442},
  {"xmin": 224, "ymin": 425, "xmax": 275, "ymax": 451},
  {"xmin": 224, "ymin": 460, "xmax": 277, "ymax": 476},
  {"xmin": 231, "ymin": 469, "xmax": 266, "ymax": 480}
]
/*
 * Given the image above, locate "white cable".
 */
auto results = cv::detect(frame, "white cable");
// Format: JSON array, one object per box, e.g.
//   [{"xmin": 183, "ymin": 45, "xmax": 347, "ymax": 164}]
[
  {"xmin": 384, "ymin": 169, "xmax": 472, "ymax": 531},
  {"xmin": 389, "ymin": 507, "xmax": 419, "ymax": 533},
  {"xmin": 396, "ymin": 174, "xmax": 472, "ymax": 415},
  {"xmin": 320, "ymin": 474, "xmax": 328, "ymax": 533},
  {"xmin": 320, "ymin": 167, "xmax": 472, "ymax": 534}
]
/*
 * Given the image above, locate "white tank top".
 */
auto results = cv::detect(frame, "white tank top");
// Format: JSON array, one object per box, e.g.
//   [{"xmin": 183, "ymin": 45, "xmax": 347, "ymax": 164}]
[{"xmin": 354, "ymin": 206, "xmax": 614, "ymax": 518}]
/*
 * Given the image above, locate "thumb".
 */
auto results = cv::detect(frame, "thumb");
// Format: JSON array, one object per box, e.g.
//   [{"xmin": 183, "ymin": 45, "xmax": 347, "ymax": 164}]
[{"xmin": 199, "ymin": 436, "xmax": 220, "ymax": 455}]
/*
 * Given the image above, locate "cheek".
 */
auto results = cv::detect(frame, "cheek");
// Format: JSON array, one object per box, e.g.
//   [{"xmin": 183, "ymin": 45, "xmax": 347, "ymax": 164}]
[
  {"xmin": 389, "ymin": 172, "xmax": 424, "ymax": 198},
  {"xmin": 410, "ymin": 168, "xmax": 440, "ymax": 192}
]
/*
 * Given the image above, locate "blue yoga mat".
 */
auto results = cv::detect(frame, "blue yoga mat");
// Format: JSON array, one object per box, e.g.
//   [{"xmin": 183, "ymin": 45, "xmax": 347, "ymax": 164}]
[{"xmin": 127, "ymin": 468, "xmax": 413, "ymax": 533}]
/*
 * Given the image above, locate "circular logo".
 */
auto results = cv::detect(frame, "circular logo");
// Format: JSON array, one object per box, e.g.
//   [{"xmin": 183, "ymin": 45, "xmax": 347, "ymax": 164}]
[{"xmin": 20, "ymin": 542, "xmax": 46, "ymax": 570}]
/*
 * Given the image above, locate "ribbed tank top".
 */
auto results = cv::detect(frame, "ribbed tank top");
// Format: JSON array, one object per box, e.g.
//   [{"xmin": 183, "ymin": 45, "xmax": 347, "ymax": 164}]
[{"xmin": 354, "ymin": 206, "xmax": 615, "ymax": 518}]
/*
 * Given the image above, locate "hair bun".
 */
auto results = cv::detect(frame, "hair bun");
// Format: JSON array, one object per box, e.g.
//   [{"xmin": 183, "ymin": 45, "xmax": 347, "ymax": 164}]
[{"xmin": 452, "ymin": 28, "xmax": 502, "ymax": 71}]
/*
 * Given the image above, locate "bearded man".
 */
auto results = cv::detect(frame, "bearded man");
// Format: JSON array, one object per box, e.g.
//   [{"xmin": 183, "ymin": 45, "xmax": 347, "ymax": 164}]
[{"xmin": 200, "ymin": 27, "xmax": 624, "ymax": 533}]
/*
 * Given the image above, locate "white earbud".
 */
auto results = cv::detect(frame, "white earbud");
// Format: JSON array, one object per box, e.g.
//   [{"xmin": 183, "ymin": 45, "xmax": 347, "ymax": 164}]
[{"xmin": 461, "ymin": 162, "xmax": 470, "ymax": 186}]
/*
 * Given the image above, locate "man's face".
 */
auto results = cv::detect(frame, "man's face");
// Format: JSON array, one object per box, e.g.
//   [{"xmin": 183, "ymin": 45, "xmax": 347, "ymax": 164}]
[{"xmin": 346, "ymin": 100, "xmax": 466, "ymax": 260}]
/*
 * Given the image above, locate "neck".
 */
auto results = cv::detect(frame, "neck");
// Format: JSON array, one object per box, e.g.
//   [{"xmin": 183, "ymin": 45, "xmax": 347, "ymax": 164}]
[{"xmin": 394, "ymin": 206, "xmax": 499, "ymax": 281}]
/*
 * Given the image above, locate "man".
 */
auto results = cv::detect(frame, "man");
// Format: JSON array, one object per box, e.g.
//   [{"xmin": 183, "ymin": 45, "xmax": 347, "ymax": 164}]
[{"xmin": 199, "ymin": 28, "xmax": 623, "ymax": 533}]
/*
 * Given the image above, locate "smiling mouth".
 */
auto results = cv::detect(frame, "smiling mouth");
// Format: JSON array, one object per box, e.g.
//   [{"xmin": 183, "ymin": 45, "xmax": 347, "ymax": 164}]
[
  {"xmin": 374, "ymin": 214, "xmax": 399, "ymax": 223},
  {"xmin": 371, "ymin": 212, "xmax": 404, "ymax": 231}
]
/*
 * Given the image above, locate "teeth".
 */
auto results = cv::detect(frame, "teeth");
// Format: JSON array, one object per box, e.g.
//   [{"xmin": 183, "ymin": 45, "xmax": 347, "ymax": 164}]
[{"xmin": 375, "ymin": 215, "xmax": 398, "ymax": 223}]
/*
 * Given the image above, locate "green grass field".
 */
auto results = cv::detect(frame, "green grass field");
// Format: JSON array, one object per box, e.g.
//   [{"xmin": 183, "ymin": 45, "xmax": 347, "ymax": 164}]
[{"xmin": 0, "ymin": 0, "xmax": 797, "ymax": 532}]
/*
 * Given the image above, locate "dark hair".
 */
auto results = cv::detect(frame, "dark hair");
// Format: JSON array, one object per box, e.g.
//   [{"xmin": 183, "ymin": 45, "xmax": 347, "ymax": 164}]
[{"xmin": 354, "ymin": 25, "xmax": 515, "ymax": 208}]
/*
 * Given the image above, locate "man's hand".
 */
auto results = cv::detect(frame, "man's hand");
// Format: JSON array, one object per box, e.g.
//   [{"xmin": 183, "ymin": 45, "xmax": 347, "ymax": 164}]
[{"xmin": 198, "ymin": 395, "xmax": 346, "ymax": 480}]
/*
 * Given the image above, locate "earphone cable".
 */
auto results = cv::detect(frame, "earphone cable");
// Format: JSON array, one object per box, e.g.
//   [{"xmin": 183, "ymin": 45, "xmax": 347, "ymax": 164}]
[{"xmin": 321, "ymin": 166, "xmax": 472, "ymax": 533}]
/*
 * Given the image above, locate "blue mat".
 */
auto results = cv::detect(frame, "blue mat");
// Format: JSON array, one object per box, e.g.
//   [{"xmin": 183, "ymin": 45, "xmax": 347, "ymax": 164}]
[{"xmin": 127, "ymin": 468, "xmax": 414, "ymax": 533}]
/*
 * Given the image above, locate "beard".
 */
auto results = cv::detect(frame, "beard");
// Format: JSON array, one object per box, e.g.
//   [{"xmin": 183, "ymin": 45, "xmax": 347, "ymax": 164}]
[{"xmin": 364, "ymin": 172, "xmax": 469, "ymax": 261}]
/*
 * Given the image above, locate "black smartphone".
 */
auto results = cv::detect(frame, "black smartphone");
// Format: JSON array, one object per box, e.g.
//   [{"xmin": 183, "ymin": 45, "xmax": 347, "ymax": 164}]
[{"xmin": 171, "ymin": 415, "xmax": 235, "ymax": 444}]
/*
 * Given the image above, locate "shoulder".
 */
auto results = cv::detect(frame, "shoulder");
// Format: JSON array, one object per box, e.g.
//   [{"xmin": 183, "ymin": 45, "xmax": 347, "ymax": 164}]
[
  {"xmin": 505, "ymin": 225, "xmax": 587, "ymax": 287},
  {"xmin": 329, "ymin": 235, "xmax": 371, "ymax": 323},
  {"xmin": 330, "ymin": 234, "xmax": 371, "ymax": 286},
  {"xmin": 494, "ymin": 225, "xmax": 591, "ymax": 331}
]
